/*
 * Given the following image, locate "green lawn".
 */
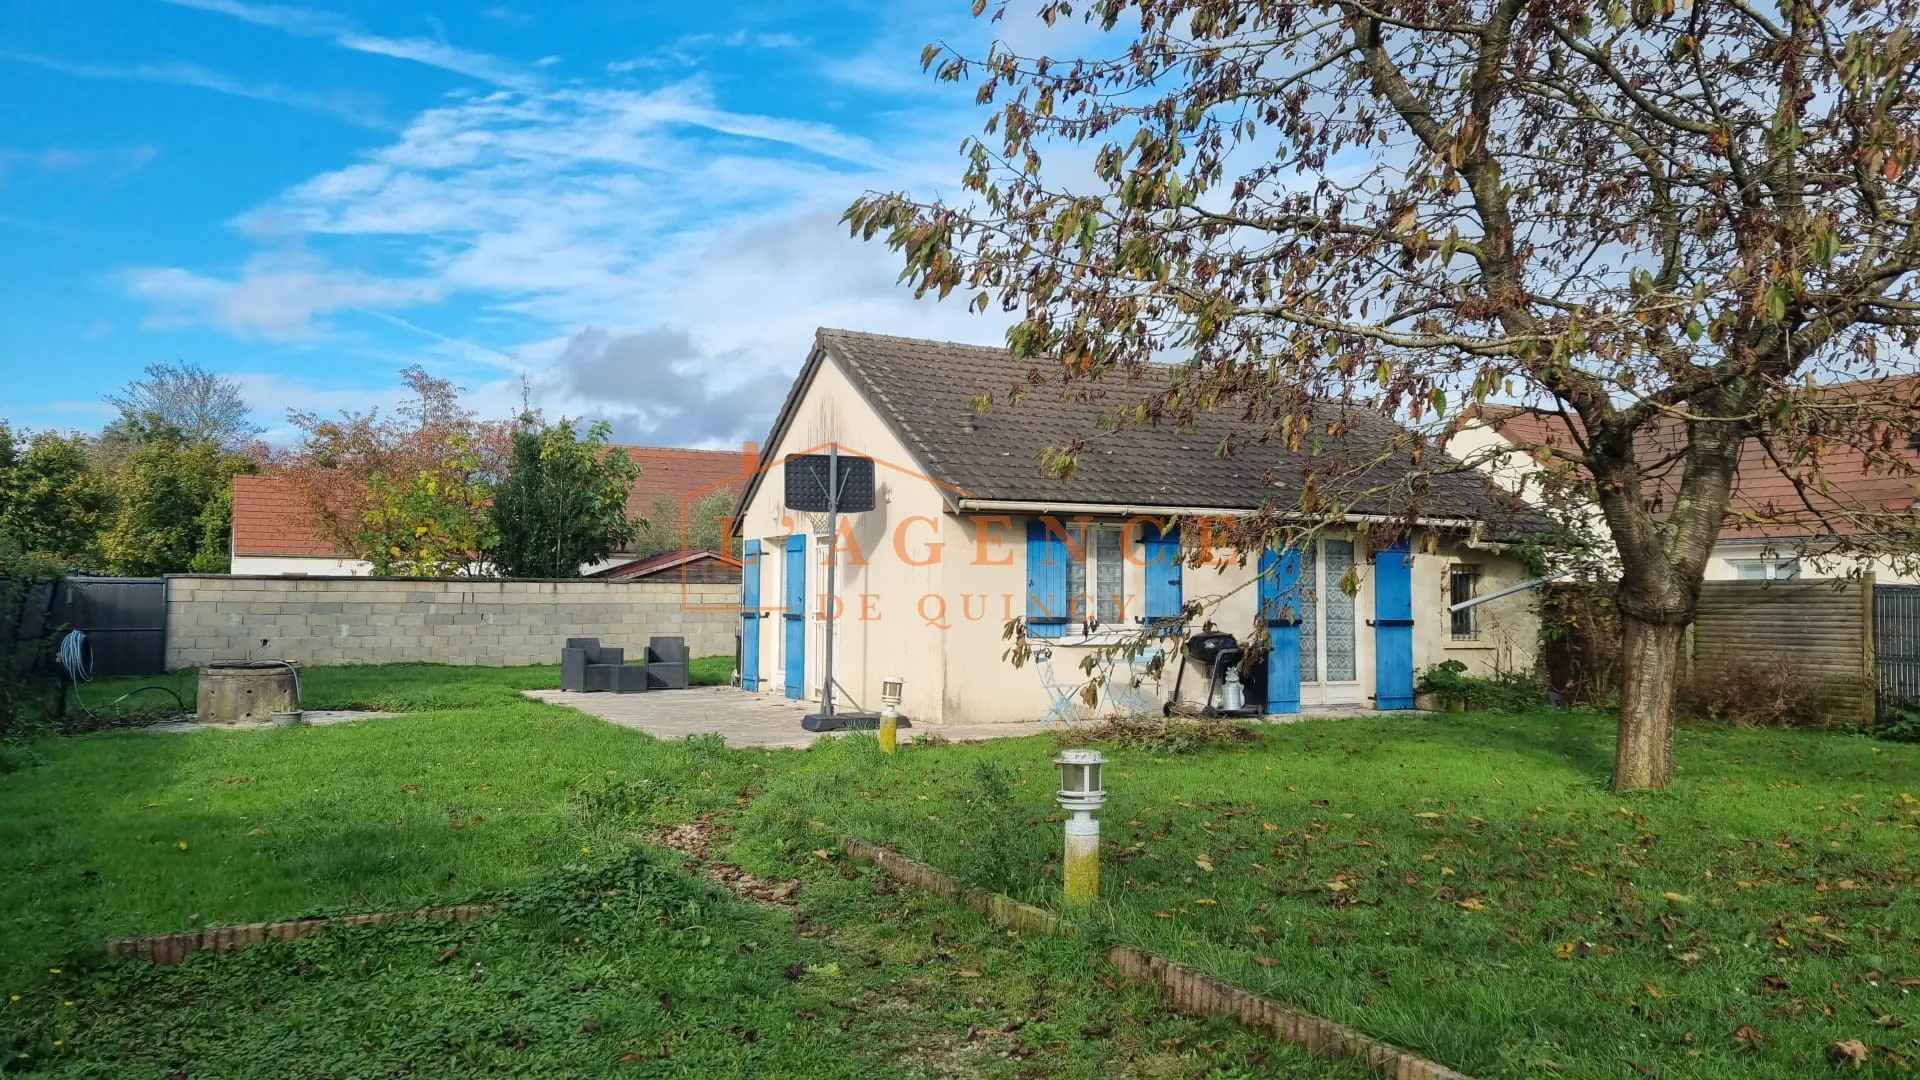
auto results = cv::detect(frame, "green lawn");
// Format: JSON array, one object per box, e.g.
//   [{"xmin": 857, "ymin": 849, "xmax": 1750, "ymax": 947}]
[
  {"xmin": 1, "ymin": 663, "xmax": 1353, "ymax": 1078},
  {"xmin": 736, "ymin": 714, "xmax": 1920, "ymax": 1080},
  {"xmin": 0, "ymin": 663, "xmax": 745, "ymax": 994}
]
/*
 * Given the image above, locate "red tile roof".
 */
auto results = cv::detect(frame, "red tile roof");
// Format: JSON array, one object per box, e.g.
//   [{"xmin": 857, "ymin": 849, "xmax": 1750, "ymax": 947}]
[
  {"xmin": 231, "ymin": 474, "xmax": 343, "ymax": 556},
  {"xmin": 618, "ymin": 444, "xmax": 753, "ymax": 522},
  {"xmin": 233, "ymin": 444, "xmax": 758, "ymax": 558},
  {"xmin": 1472, "ymin": 387, "xmax": 1920, "ymax": 540},
  {"xmin": 589, "ymin": 548, "xmax": 742, "ymax": 580}
]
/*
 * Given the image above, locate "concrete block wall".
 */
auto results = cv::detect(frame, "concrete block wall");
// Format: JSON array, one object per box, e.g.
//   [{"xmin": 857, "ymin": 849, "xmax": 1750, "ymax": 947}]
[{"xmin": 164, "ymin": 575, "xmax": 740, "ymax": 669}]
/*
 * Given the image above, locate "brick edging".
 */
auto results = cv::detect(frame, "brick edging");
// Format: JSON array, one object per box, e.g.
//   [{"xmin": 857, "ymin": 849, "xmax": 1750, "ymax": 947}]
[
  {"xmin": 828, "ymin": 828, "xmax": 1473, "ymax": 1080},
  {"xmin": 1105, "ymin": 945, "xmax": 1474, "ymax": 1080},
  {"xmin": 835, "ymin": 834, "xmax": 1065, "ymax": 937},
  {"xmin": 105, "ymin": 903, "xmax": 495, "ymax": 965}
]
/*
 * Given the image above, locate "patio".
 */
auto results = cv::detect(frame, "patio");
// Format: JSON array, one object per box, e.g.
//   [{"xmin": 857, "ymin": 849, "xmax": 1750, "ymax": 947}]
[{"xmin": 522, "ymin": 685, "xmax": 1045, "ymax": 748}]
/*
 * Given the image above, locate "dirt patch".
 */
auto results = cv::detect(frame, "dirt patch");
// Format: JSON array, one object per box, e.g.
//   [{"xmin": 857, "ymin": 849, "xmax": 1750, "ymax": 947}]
[{"xmin": 650, "ymin": 813, "xmax": 801, "ymax": 907}]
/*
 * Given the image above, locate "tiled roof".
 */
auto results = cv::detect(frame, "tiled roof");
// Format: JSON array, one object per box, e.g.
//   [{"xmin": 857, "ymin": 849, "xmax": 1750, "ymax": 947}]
[
  {"xmin": 233, "ymin": 445, "xmax": 753, "ymax": 558},
  {"xmin": 231, "ymin": 474, "xmax": 346, "ymax": 556},
  {"xmin": 619, "ymin": 445, "xmax": 752, "ymax": 520},
  {"xmin": 590, "ymin": 548, "xmax": 742, "ymax": 580},
  {"xmin": 1472, "ymin": 390, "xmax": 1920, "ymax": 540},
  {"xmin": 791, "ymin": 328, "xmax": 1542, "ymax": 534}
]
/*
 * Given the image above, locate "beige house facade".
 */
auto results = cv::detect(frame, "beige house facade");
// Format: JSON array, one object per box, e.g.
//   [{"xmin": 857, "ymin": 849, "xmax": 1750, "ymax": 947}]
[
  {"xmin": 732, "ymin": 331, "xmax": 1543, "ymax": 727},
  {"xmin": 1449, "ymin": 404, "xmax": 1920, "ymax": 586}
]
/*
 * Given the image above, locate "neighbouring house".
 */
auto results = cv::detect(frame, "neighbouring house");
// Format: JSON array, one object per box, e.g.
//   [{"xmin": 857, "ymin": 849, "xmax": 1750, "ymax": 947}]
[
  {"xmin": 1451, "ymin": 390, "xmax": 1920, "ymax": 584},
  {"xmin": 230, "ymin": 444, "xmax": 756, "ymax": 576},
  {"xmin": 732, "ymin": 329, "xmax": 1547, "ymax": 726},
  {"xmin": 590, "ymin": 548, "xmax": 742, "ymax": 583}
]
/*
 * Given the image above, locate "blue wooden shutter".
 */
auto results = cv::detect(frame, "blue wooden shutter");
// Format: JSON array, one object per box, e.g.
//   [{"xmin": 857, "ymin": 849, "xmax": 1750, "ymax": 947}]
[
  {"xmin": 740, "ymin": 540, "xmax": 761, "ymax": 691},
  {"xmin": 1025, "ymin": 518, "xmax": 1067, "ymax": 639},
  {"xmin": 1373, "ymin": 537, "xmax": 1416, "ymax": 709},
  {"xmin": 1143, "ymin": 523, "xmax": 1183, "ymax": 622},
  {"xmin": 1260, "ymin": 546, "xmax": 1302, "ymax": 714},
  {"xmin": 783, "ymin": 534, "xmax": 807, "ymax": 699}
]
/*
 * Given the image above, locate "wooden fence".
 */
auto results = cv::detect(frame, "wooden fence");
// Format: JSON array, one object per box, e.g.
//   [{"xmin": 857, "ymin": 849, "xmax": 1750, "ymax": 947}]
[{"xmin": 1690, "ymin": 576, "xmax": 1875, "ymax": 725}]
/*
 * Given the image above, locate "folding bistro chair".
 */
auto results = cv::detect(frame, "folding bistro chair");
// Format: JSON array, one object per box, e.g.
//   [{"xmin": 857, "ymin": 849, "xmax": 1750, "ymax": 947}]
[
  {"xmin": 1034, "ymin": 648, "xmax": 1088, "ymax": 727},
  {"xmin": 1104, "ymin": 646, "xmax": 1164, "ymax": 720}
]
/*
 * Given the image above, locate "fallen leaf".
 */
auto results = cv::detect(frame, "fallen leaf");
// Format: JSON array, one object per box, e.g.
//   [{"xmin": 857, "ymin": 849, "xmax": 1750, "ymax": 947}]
[
  {"xmin": 952, "ymin": 968, "xmax": 983, "ymax": 979},
  {"xmin": 1734, "ymin": 1025, "xmax": 1766, "ymax": 1052},
  {"xmin": 1829, "ymin": 1039, "xmax": 1870, "ymax": 1067},
  {"xmin": 1194, "ymin": 853, "xmax": 1214, "ymax": 872},
  {"xmin": 1253, "ymin": 955, "xmax": 1276, "ymax": 967},
  {"xmin": 1413, "ymin": 811, "xmax": 1442, "ymax": 820},
  {"xmin": 435, "ymin": 946, "xmax": 460, "ymax": 965},
  {"xmin": 1662, "ymin": 892, "xmax": 1692, "ymax": 903},
  {"xmin": 1457, "ymin": 897, "xmax": 1486, "ymax": 911}
]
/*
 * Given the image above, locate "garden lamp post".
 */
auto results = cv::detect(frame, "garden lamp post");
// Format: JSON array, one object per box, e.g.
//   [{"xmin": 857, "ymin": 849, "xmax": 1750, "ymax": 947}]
[
  {"xmin": 878, "ymin": 674, "xmax": 904, "ymax": 753},
  {"xmin": 1054, "ymin": 749, "xmax": 1106, "ymax": 905}
]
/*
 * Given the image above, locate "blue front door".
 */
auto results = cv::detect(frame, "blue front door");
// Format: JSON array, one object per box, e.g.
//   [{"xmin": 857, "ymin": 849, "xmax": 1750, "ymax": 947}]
[
  {"xmin": 783, "ymin": 534, "xmax": 806, "ymax": 700},
  {"xmin": 1260, "ymin": 546, "xmax": 1302, "ymax": 714},
  {"xmin": 1373, "ymin": 537, "xmax": 1415, "ymax": 709},
  {"xmin": 740, "ymin": 540, "xmax": 761, "ymax": 691}
]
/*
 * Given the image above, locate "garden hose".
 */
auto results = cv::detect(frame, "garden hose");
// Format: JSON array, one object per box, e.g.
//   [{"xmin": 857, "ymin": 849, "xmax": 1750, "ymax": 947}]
[{"xmin": 58, "ymin": 629, "xmax": 188, "ymax": 718}]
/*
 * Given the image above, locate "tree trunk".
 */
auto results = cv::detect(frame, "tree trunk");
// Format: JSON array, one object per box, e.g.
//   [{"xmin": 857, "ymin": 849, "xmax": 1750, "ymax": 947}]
[{"xmin": 1612, "ymin": 612, "xmax": 1687, "ymax": 791}]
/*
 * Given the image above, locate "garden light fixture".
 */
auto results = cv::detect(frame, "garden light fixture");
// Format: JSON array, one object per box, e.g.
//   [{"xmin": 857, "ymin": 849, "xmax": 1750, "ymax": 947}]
[
  {"xmin": 878, "ymin": 674, "xmax": 904, "ymax": 753},
  {"xmin": 1053, "ymin": 749, "xmax": 1106, "ymax": 905}
]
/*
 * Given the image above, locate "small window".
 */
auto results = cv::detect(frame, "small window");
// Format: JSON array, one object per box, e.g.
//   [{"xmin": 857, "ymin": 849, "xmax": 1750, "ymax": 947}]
[
  {"xmin": 1733, "ymin": 557, "xmax": 1800, "ymax": 580},
  {"xmin": 1449, "ymin": 565, "xmax": 1480, "ymax": 640},
  {"xmin": 1064, "ymin": 523, "xmax": 1126, "ymax": 626}
]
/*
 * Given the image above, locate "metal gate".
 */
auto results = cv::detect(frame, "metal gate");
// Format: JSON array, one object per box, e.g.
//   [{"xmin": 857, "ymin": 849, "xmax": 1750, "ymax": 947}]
[
  {"xmin": 1874, "ymin": 584, "xmax": 1920, "ymax": 718},
  {"xmin": 55, "ymin": 577, "xmax": 168, "ymax": 678}
]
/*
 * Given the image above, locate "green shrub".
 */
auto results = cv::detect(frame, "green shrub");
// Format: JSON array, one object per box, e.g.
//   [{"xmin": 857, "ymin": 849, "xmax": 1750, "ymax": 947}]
[
  {"xmin": 1876, "ymin": 698, "xmax": 1920, "ymax": 742},
  {"xmin": 1416, "ymin": 659, "xmax": 1549, "ymax": 712}
]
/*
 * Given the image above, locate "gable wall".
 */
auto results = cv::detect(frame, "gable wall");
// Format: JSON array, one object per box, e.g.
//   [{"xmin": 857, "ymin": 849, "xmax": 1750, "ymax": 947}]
[{"xmin": 737, "ymin": 354, "xmax": 954, "ymax": 720}]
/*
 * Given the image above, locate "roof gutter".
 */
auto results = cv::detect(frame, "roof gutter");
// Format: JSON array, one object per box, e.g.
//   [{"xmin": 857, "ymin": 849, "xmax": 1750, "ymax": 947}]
[{"xmin": 951, "ymin": 498, "xmax": 1500, "ymax": 537}]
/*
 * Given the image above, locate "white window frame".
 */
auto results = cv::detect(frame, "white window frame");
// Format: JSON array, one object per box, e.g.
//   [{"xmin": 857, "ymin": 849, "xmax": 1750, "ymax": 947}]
[
  {"xmin": 1062, "ymin": 522, "xmax": 1130, "ymax": 634},
  {"xmin": 1732, "ymin": 557, "xmax": 1800, "ymax": 581}
]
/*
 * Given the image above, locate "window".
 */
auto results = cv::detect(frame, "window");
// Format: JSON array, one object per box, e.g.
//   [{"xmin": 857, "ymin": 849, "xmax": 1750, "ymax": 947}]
[
  {"xmin": 1293, "ymin": 538, "xmax": 1357, "ymax": 684},
  {"xmin": 1064, "ymin": 523, "xmax": 1126, "ymax": 626},
  {"xmin": 1450, "ymin": 565, "xmax": 1480, "ymax": 640},
  {"xmin": 1733, "ymin": 557, "xmax": 1800, "ymax": 581}
]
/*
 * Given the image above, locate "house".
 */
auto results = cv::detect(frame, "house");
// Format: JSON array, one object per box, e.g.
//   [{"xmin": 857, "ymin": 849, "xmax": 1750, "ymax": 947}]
[
  {"xmin": 1451, "ymin": 393, "xmax": 1920, "ymax": 583},
  {"xmin": 732, "ymin": 329, "xmax": 1546, "ymax": 726},
  {"xmin": 590, "ymin": 548, "xmax": 742, "ymax": 583},
  {"xmin": 229, "ymin": 444, "xmax": 756, "ymax": 576}
]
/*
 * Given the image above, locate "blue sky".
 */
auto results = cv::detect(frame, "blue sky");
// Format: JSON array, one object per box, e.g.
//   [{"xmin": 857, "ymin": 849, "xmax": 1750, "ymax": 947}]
[{"xmin": 0, "ymin": 0, "xmax": 1083, "ymax": 447}]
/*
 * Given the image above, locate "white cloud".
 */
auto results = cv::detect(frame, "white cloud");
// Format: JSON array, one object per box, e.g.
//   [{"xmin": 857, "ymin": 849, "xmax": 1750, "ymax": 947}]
[
  {"xmin": 125, "ymin": 251, "xmax": 443, "ymax": 341},
  {"xmin": 159, "ymin": 0, "xmax": 529, "ymax": 86},
  {"xmin": 0, "ymin": 49, "xmax": 389, "ymax": 128},
  {"xmin": 120, "ymin": 53, "xmax": 1015, "ymax": 444}
]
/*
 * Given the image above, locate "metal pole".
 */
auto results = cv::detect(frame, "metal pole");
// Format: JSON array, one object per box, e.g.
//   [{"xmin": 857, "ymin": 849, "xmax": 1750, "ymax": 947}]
[
  {"xmin": 1447, "ymin": 568, "xmax": 1577, "ymax": 613},
  {"xmin": 822, "ymin": 445, "xmax": 839, "ymax": 717}
]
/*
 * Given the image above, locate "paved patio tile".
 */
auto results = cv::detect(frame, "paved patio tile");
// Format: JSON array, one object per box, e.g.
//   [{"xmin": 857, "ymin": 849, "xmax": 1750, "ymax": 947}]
[{"xmin": 523, "ymin": 686, "xmax": 1047, "ymax": 749}]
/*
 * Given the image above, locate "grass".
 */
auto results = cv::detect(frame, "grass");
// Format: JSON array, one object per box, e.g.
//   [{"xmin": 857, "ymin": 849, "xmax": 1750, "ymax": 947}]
[
  {"xmin": 4, "ymin": 842, "xmax": 1362, "ymax": 1078},
  {"xmin": 10, "ymin": 664, "xmax": 1918, "ymax": 1077},
  {"xmin": 0, "ymin": 663, "xmax": 740, "ymax": 994},
  {"xmin": 737, "ymin": 713, "xmax": 1920, "ymax": 1079},
  {"xmin": 2, "ymin": 663, "xmax": 1357, "ymax": 1078}
]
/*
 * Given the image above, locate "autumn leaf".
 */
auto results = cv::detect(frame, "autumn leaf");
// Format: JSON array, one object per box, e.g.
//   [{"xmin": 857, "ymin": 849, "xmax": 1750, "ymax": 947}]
[
  {"xmin": 1828, "ymin": 1039, "xmax": 1869, "ymax": 1067},
  {"xmin": 1457, "ymin": 897, "xmax": 1486, "ymax": 911},
  {"xmin": 1734, "ymin": 1025, "xmax": 1766, "ymax": 1052},
  {"xmin": 1253, "ymin": 955, "xmax": 1276, "ymax": 967},
  {"xmin": 1194, "ymin": 853, "xmax": 1215, "ymax": 872}
]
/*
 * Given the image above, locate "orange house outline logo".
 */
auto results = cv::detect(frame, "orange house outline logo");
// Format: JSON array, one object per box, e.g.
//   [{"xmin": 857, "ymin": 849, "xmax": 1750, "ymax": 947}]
[{"xmin": 670, "ymin": 440, "xmax": 978, "ymax": 613}]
